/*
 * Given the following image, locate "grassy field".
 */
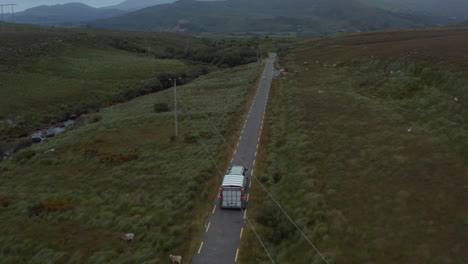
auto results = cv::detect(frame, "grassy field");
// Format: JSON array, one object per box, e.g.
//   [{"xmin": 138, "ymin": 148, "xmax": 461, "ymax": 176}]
[
  {"xmin": 0, "ymin": 27, "xmax": 202, "ymax": 141},
  {"xmin": 0, "ymin": 62, "xmax": 260, "ymax": 263},
  {"xmin": 0, "ymin": 26, "xmax": 261, "ymax": 147},
  {"xmin": 240, "ymin": 28, "xmax": 468, "ymax": 263}
]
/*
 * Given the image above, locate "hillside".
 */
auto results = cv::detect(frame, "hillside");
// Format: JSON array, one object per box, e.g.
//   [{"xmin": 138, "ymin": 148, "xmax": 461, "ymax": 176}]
[
  {"xmin": 0, "ymin": 28, "xmax": 192, "ymax": 143},
  {"xmin": 0, "ymin": 61, "xmax": 261, "ymax": 263},
  {"xmin": 106, "ymin": 0, "xmax": 223, "ymax": 11},
  {"xmin": 106, "ymin": 0, "xmax": 175, "ymax": 11},
  {"xmin": 359, "ymin": 0, "xmax": 468, "ymax": 22},
  {"xmin": 0, "ymin": 26, "xmax": 260, "ymax": 154},
  {"xmin": 93, "ymin": 0, "xmax": 447, "ymax": 36},
  {"xmin": 240, "ymin": 28, "xmax": 468, "ymax": 263},
  {"xmin": 7, "ymin": 3, "xmax": 125, "ymax": 26}
]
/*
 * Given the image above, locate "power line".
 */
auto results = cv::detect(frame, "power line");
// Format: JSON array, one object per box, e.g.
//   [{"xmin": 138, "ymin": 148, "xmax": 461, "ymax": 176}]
[
  {"xmin": 177, "ymin": 87, "xmax": 275, "ymax": 264},
  {"xmin": 251, "ymin": 176, "xmax": 331, "ymax": 264},
  {"xmin": 240, "ymin": 205, "xmax": 276, "ymax": 263},
  {"xmin": 178, "ymin": 61, "xmax": 331, "ymax": 264},
  {"xmin": 179, "ymin": 103, "xmax": 224, "ymax": 182},
  {"xmin": 1, "ymin": 4, "xmax": 16, "ymax": 33}
]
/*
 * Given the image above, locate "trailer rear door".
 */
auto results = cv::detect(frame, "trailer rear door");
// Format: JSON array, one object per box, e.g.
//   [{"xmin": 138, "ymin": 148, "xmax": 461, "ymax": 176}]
[{"xmin": 221, "ymin": 188, "xmax": 242, "ymax": 208}]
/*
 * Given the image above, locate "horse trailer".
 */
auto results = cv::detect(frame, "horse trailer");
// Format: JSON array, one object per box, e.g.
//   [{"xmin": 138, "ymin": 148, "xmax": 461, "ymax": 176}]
[{"xmin": 219, "ymin": 165, "xmax": 248, "ymax": 209}]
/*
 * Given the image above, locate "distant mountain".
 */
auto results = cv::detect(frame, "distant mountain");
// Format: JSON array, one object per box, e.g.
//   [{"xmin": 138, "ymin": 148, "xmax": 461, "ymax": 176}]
[
  {"xmin": 106, "ymin": 0, "xmax": 175, "ymax": 11},
  {"xmin": 93, "ymin": 0, "xmax": 448, "ymax": 36},
  {"xmin": 7, "ymin": 3, "xmax": 125, "ymax": 26},
  {"xmin": 358, "ymin": 0, "xmax": 468, "ymax": 22},
  {"xmin": 106, "ymin": 0, "xmax": 224, "ymax": 11}
]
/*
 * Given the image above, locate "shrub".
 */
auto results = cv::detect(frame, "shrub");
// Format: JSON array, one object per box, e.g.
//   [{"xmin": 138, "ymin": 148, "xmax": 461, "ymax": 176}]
[
  {"xmin": 73, "ymin": 101, "xmax": 101, "ymax": 116},
  {"xmin": 97, "ymin": 152, "xmax": 138, "ymax": 163},
  {"xmin": 29, "ymin": 201, "xmax": 75, "ymax": 216},
  {"xmin": 255, "ymin": 200, "xmax": 294, "ymax": 243},
  {"xmin": 12, "ymin": 149, "xmax": 37, "ymax": 162},
  {"xmin": 89, "ymin": 114, "xmax": 102, "ymax": 124},
  {"xmin": 77, "ymin": 114, "xmax": 102, "ymax": 126},
  {"xmin": 154, "ymin": 102, "xmax": 170, "ymax": 113},
  {"xmin": 183, "ymin": 132, "xmax": 198, "ymax": 144},
  {"xmin": 0, "ymin": 196, "xmax": 13, "ymax": 207},
  {"xmin": 199, "ymin": 131, "xmax": 215, "ymax": 139},
  {"xmin": 0, "ymin": 138, "xmax": 32, "ymax": 156}
]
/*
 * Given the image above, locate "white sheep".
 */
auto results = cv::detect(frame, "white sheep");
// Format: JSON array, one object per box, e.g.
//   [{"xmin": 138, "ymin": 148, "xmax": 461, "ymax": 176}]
[
  {"xmin": 169, "ymin": 255, "xmax": 182, "ymax": 264},
  {"xmin": 122, "ymin": 233, "xmax": 135, "ymax": 242}
]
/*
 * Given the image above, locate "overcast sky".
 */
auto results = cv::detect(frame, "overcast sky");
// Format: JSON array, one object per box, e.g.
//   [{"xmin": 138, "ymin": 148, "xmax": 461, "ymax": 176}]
[{"xmin": 5, "ymin": 1, "xmax": 124, "ymax": 12}]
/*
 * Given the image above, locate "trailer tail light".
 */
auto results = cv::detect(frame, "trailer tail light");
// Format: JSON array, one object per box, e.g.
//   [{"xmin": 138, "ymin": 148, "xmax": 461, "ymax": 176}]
[
  {"xmin": 241, "ymin": 187, "xmax": 245, "ymax": 191},
  {"xmin": 219, "ymin": 187, "xmax": 223, "ymax": 191},
  {"xmin": 218, "ymin": 195, "xmax": 222, "ymax": 199},
  {"xmin": 241, "ymin": 195, "xmax": 245, "ymax": 199}
]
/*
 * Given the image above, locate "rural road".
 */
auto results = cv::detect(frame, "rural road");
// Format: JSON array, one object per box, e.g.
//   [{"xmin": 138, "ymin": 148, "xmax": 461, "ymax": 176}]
[{"xmin": 192, "ymin": 53, "xmax": 277, "ymax": 264}]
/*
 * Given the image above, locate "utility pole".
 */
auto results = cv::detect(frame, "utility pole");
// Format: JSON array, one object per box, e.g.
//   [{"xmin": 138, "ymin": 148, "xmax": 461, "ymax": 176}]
[
  {"xmin": 11, "ymin": 4, "xmax": 14, "ymax": 32},
  {"xmin": 1, "ymin": 5, "xmax": 4, "ymax": 33},
  {"xmin": 171, "ymin": 77, "xmax": 181, "ymax": 138},
  {"xmin": 144, "ymin": 35, "xmax": 148, "ymax": 56},
  {"xmin": 147, "ymin": 35, "xmax": 150, "ymax": 57},
  {"xmin": 0, "ymin": 4, "xmax": 16, "ymax": 33},
  {"xmin": 257, "ymin": 46, "xmax": 260, "ymax": 67},
  {"xmin": 185, "ymin": 39, "xmax": 191, "ymax": 54}
]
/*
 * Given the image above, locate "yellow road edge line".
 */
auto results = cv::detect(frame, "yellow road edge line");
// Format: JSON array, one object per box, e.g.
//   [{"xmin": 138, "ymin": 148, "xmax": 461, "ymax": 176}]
[
  {"xmin": 243, "ymin": 209, "xmax": 247, "ymax": 219},
  {"xmin": 206, "ymin": 222, "xmax": 211, "ymax": 232},
  {"xmin": 198, "ymin": 241, "xmax": 204, "ymax": 254},
  {"xmin": 212, "ymin": 204, "xmax": 216, "ymax": 215},
  {"xmin": 247, "ymin": 193, "xmax": 250, "ymax": 201},
  {"xmin": 240, "ymin": 227, "xmax": 244, "ymax": 239},
  {"xmin": 235, "ymin": 248, "xmax": 240, "ymax": 262}
]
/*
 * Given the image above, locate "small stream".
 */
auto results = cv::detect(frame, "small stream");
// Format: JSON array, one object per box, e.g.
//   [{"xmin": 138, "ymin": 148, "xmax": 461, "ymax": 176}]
[
  {"xmin": 1, "ymin": 117, "xmax": 76, "ymax": 160},
  {"xmin": 30, "ymin": 119, "xmax": 75, "ymax": 144}
]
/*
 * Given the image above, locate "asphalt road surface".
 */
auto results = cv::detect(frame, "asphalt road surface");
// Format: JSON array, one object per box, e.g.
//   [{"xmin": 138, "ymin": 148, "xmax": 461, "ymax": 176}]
[{"xmin": 192, "ymin": 53, "xmax": 277, "ymax": 264}]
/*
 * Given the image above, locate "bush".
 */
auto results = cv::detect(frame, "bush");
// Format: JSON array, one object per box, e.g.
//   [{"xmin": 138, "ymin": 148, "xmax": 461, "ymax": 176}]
[
  {"xmin": 29, "ymin": 201, "xmax": 75, "ymax": 216},
  {"xmin": 12, "ymin": 149, "xmax": 37, "ymax": 162},
  {"xmin": 77, "ymin": 113, "xmax": 102, "ymax": 126},
  {"xmin": 154, "ymin": 102, "xmax": 170, "ymax": 113},
  {"xmin": 0, "ymin": 138, "xmax": 32, "ymax": 155},
  {"xmin": 73, "ymin": 101, "xmax": 102, "ymax": 116},
  {"xmin": 0, "ymin": 196, "xmax": 13, "ymax": 207},
  {"xmin": 255, "ymin": 200, "xmax": 294, "ymax": 243},
  {"xmin": 183, "ymin": 132, "xmax": 198, "ymax": 144}
]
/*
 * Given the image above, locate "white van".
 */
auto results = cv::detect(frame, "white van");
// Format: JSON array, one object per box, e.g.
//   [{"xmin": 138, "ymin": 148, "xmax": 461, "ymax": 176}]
[{"xmin": 219, "ymin": 166, "xmax": 248, "ymax": 209}]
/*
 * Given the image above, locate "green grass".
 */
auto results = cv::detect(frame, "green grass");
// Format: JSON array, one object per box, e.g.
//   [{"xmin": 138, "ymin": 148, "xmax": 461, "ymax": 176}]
[
  {"xmin": 0, "ymin": 62, "xmax": 260, "ymax": 263},
  {"xmin": 0, "ymin": 29, "xmax": 197, "ymax": 140},
  {"xmin": 0, "ymin": 47, "xmax": 185, "ymax": 124},
  {"xmin": 0, "ymin": 27, "xmax": 261, "ymax": 141},
  {"xmin": 240, "ymin": 29, "xmax": 468, "ymax": 263}
]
